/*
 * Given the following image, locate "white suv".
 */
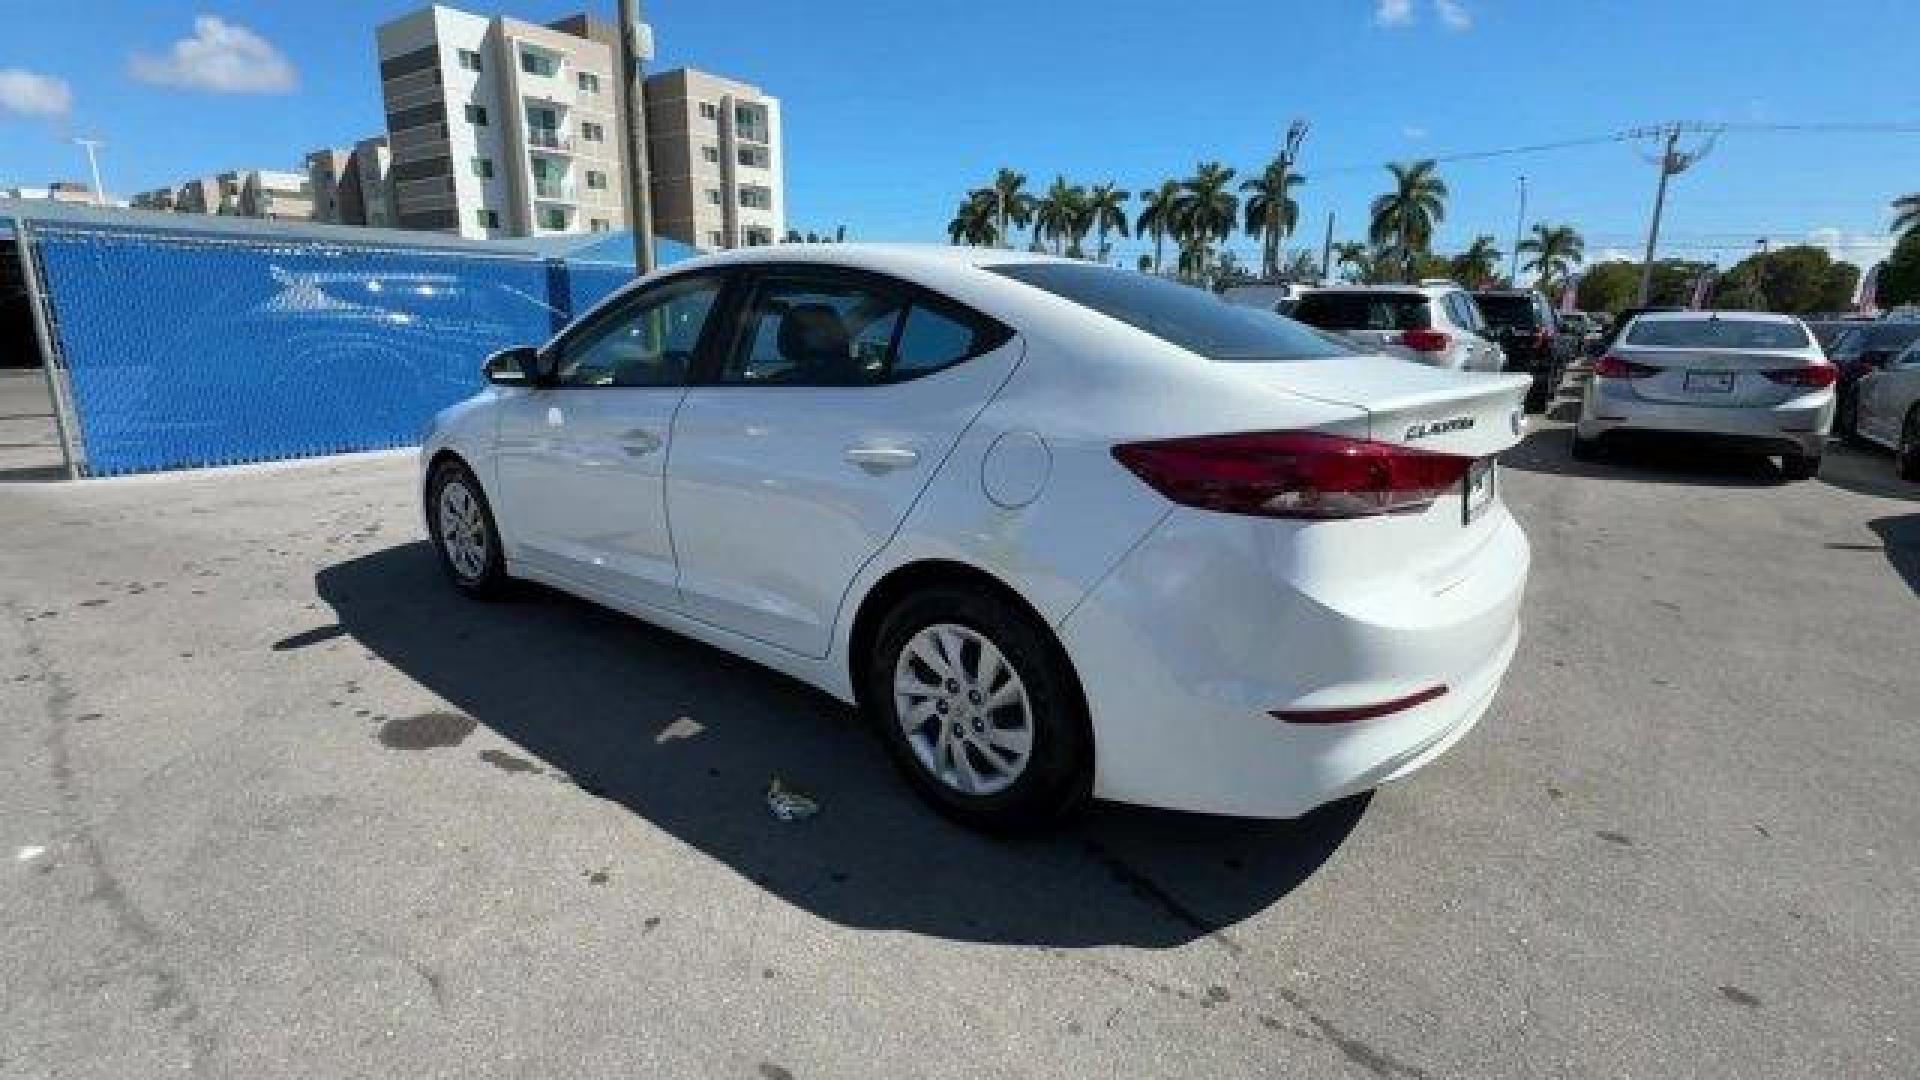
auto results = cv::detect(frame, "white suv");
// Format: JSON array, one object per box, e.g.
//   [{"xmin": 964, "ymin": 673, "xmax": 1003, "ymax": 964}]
[{"xmin": 1290, "ymin": 283, "xmax": 1507, "ymax": 371}]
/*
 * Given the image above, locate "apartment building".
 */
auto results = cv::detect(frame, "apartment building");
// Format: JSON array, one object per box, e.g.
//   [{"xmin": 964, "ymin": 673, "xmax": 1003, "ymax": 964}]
[
  {"xmin": 131, "ymin": 188, "xmax": 177, "ymax": 211},
  {"xmin": 306, "ymin": 149, "xmax": 354, "ymax": 223},
  {"xmin": 375, "ymin": 4, "xmax": 627, "ymax": 239},
  {"xmin": 644, "ymin": 68, "xmax": 784, "ymax": 251},
  {"xmin": 350, "ymin": 137, "xmax": 398, "ymax": 228},
  {"xmin": 237, "ymin": 171, "xmax": 315, "ymax": 221},
  {"xmin": 176, "ymin": 173, "xmax": 242, "ymax": 215},
  {"xmin": 306, "ymin": 139, "xmax": 398, "ymax": 227}
]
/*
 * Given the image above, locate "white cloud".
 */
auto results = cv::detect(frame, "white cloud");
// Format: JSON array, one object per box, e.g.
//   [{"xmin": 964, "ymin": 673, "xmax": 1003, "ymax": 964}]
[
  {"xmin": 130, "ymin": 16, "xmax": 297, "ymax": 95},
  {"xmin": 1374, "ymin": 0, "xmax": 1414, "ymax": 27},
  {"xmin": 0, "ymin": 68, "xmax": 73, "ymax": 118},
  {"xmin": 1435, "ymin": 0, "xmax": 1472, "ymax": 30},
  {"xmin": 1403, "ymin": 125, "xmax": 1429, "ymax": 141},
  {"xmin": 1806, "ymin": 227, "xmax": 1894, "ymax": 269},
  {"xmin": 1595, "ymin": 247, "xmax": 1637, "ymax": 264}
]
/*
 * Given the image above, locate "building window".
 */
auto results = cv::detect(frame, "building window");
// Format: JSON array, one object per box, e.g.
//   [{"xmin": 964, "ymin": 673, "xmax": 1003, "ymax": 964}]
[
  {"xmin": 580, "ymin": 121, "xmax": 604, "ymax": 143},
  {"xmin": 739, "ymin": 186, "xmax": 771, "ymax": 210},
  {"xmin": 706, "ymin": 189, "xmax": 721, "ymax": 205},
  {"xmin": 464, "ymin": 103, "xmax": 488, "ymax": 126},
  {"xmin": 577, "ymin": 71, "xmax": 600, "ymax": 93},
  {"xmin": 458, "ymin": 49, "xmax": 483, "ymax": 72},
  {"xmin": 471, "ymin": 157, "xmax": 494, "ymax": 179},
  {"xmin": 708, "ymin": 230, "xmax": 723, "ymax": 247},
  {"xmin": 589, "ymin": 218, "xmax": 610, "ymax": 232},
  {"xmin": 585, "ymin": 169, "xmax": 608, "ymax": 190},
  {"xmin": 698, "ymin": 101, "xmax": 717, "ymax": 120},
  {"xmin": 539, "ymin": 206, "xmax": 566, "ymax": 230},
  {"xmin": 743, "ymin": 227, "xmax": 772, "ymax": 247},
  {"xmin": 701, "ymin": 145, "xmax": 718, "ymax": 164},
  {"xmin": 519, "ymin": 49, "xmax": 557, "ymax": 77},
  {"xmin": 474, "ymin": 208, "xmax": 498, "ymax": 229},
  {"xmin": 737, "ymin": 145, "xmax": 769, "ymax": 169}
]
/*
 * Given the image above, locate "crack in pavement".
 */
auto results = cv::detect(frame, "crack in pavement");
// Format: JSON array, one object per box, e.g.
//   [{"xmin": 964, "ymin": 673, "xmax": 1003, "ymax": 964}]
[{"xmin": 8, "ymin": 599, "xmax": 216, "ymax": 1076}]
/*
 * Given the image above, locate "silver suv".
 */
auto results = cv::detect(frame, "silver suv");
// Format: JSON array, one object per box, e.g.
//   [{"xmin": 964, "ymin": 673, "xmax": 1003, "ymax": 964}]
[{"xmin": 1289, "ymin": 283, "xmax": 1507, "ymax": 371}]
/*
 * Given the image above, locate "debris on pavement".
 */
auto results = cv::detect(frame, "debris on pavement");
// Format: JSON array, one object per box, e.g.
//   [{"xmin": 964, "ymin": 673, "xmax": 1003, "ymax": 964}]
[{"xmin": 765, "ymin": 776, "xmax": 820, "ymax": 821}]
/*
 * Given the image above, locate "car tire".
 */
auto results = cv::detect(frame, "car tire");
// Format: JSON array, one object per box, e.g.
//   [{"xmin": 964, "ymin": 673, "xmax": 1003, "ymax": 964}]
[
  {"xmin": 1781, "ymin": 453, "xmax": 1822, "ymax": 481},
  {"xmin": 1899, "ymin": 410, "xmax": 1920, "ymax": 483},
  {"xmin": 426, "ymin": 458, "xmax": 511, "ymax": 599},
  {"xmin": 866, "ymin": 587, "xmax": 1091, "ymax": 832},
  {"xmin": 1570, "ymin": 431, "xmax": 1601, "ymax": 462}
]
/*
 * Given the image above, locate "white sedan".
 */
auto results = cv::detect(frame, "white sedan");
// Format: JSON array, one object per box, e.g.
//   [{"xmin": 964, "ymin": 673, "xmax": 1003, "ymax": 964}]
[
  {"xmin": 422, "ymin": 246, "xmax": 1532, "ymax": 829},
  {"xmin": 1852, "ymin": 335, "xmax": 1920, "ymax": 480}
]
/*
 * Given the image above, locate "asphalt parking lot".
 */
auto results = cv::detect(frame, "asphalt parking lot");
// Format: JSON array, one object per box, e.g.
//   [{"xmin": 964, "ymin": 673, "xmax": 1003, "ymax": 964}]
[{"xmin": 3, "ymin": 393, "xmax": 1916, "ymax": 1078}]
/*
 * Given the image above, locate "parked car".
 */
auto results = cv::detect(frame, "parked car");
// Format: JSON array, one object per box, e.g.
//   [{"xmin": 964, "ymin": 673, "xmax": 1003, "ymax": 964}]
[
  {"xmin": 1220, "ymin": 282, "xmax": 1306, "ymax": 314},
  {"xmin": 423, "ymin": 246, "xmax": 1532, "ymax": 829},
  {"xmin": 1574, "ymin": 310, "xmax": 1835, "ymax": 479},
  {"xmin": 1290, "ymin": 283, "xmax": 1507, "ymax": 372},
  {"xmin": 1589, "ymin": 306, "xmax": 1682, "ymax": 357},
  {"xmin": 1851, "ymin": 336, "xmax": 1920, "ymax": 479},
  {"xmin": 1472, "ymin": 289, "xmax": 1578, "ymax": 412},
  {"xmin": 1825, "ymin": 321, "xmax": 1920, "ymax": 436}
]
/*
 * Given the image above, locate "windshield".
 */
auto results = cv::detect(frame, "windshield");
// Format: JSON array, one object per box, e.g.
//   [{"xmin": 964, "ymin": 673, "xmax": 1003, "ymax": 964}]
[
  {"xmin": 1473, "ymin": 294, "xmax": 1539, "ymax": 328},
  {"xmin": 1624, "ymin": 317, "xmax": 1810, "ymax": 350},
  {"xmin": 989, "ymin": 263, "xmax": 1353, "ymax": 362},
  {"xmin": 1290, "ymin": 292, "xmax": 1431, "ymax": 333}
]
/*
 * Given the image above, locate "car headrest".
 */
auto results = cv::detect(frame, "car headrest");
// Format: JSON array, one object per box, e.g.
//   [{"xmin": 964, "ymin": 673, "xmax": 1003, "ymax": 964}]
[{"xmin": 776, "ymin": 304, "xmax": 851, "ymax": 369}]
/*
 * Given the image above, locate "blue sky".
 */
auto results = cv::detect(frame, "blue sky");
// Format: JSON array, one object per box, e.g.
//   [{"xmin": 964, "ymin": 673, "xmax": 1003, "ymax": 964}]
[{"xmin": 2, "ymin": 0, "xmax": 1916, "ymax": 270}]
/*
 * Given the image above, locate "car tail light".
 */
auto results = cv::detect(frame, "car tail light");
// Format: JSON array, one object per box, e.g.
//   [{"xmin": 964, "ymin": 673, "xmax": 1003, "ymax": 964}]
[
  {"xmin": 1399, "ymin": 329, "xmax": 1451, "ymax": 353},
  {"xmin": 1110, "ymin": 431, "xmax": 1475, "ymax": 520},
  {"xmin": 1593, "ymin": 355, "xmax": 1658, "ymax": 379},
  {"xmin": 1761, "ymin": 364, "xmax": 1838, "ymax": 388}
]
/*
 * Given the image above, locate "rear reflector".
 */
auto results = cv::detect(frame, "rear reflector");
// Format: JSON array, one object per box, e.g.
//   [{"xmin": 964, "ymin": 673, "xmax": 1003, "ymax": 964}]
[
  {"xmin": 1399, "ymin": 329, "xmax": 1452, "ymax": 353},
  {"xmin": 1111, "ymin": 431, "xmax": 1475, "ymax": 520},
  {"xmin": 1271, "ymin": 684, "xmax": 1449, "ymax": 725},
  {"xmin": 1593, "ymin": 355, "xmax": 1658, "ymax": 379},
  {"xmin": 1762, "ymin": 364, "xmax": 1838, "ymax": 388}
]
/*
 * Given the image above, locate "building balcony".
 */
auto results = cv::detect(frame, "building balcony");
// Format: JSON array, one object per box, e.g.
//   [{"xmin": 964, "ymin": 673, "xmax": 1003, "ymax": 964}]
[
  {"xmin": 527, "ymin": 128, "xmax": 575, "ymax": 154},
  {"xmin": 533, "ymin": 181, "xmax": 578, "ymax": 202}
]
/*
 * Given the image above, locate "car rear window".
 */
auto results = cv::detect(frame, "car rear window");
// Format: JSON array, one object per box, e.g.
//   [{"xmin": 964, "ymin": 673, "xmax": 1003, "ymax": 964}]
[
  {"xmin": 1861, "ymin": 324, "xmax": 1920, "ymax": 351},
  {"xmin": 1624, "ymin": 318, "xmax": 1810, "ymax": 350},
  {"xmin": 989, "ymin": 263, "xmax": 1352, "ymax": 362},
  {"xmin": 1289, "ymin": 292, "xmax": 1431, "ymax": 332},
  {"xmin": 1472, "ymin": 294, "xmax": 1539, "ymax": 328}
]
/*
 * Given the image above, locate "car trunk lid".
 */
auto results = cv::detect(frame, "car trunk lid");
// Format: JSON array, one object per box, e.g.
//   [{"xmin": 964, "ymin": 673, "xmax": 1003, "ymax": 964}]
[{"xmin": 1613, "ymin": 347, "xmax": 1816, "ymax": 407}]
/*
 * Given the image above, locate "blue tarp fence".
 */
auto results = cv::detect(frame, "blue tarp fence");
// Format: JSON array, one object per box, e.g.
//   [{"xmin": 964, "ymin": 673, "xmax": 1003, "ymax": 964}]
[{"xmin": 26, "ymin": 224, "xmax": 640, "ymax": 476}]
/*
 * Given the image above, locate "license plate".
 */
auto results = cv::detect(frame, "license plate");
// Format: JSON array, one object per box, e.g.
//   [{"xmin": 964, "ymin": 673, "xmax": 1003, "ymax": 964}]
[
  {"xmin": 1684, "ymin": 371, "xmax": 1735, "ymax": 393},
  {"xmin": 1463, "ymin": 458, "xmax": 1497, "ymax": 525}
]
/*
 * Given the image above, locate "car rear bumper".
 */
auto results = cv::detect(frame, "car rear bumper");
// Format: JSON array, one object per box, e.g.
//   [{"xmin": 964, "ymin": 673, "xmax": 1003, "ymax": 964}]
[
  {"xmin": 1577, "ymin": 385, "xmax": 1833, "ymax": 456},
  {"xmin": 1057, "ymin": 504, "xmax": 1528, "ymax": 818}
]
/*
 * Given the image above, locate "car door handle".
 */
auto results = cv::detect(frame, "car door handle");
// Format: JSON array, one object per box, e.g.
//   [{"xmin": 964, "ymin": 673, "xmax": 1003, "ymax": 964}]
[
  {"xmin": 618, "ymin": 428, "xmax": 663, "ymax": 456},
  {"xmin": 844, "ymin": 445, "xmax": 919, "ymax": 473}
]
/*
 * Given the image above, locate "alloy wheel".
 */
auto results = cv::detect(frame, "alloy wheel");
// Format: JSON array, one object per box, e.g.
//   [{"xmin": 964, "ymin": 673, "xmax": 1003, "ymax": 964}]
[
  {"xmin": 437, "ymin": 478, "xmax": 490, "ymax": 580},
  {"xmin": 892, "ymin": 623, "xmax": 1034, "ymax": 796}
]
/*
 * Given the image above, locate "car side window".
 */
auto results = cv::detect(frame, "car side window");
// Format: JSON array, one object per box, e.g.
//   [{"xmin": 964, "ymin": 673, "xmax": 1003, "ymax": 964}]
[
  {"xmin": 720, "ymin": 272, "xmax": 1006, "ymax": 386},
  {"xmin": 554, "ymin": 275, "xmax": 721, "ymax": 387}
]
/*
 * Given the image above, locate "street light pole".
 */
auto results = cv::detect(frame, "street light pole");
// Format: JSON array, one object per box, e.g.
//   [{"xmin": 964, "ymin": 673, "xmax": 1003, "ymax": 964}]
[
  {"xmin": 73, "ymin": 138, "xmax": 107, "ymax": 205},
  {"xmin": 1508, "ymin": 175, "xmax": 1526, "ymax": 286},
  {"xmin": 616, "ymin": 0, "xmax": 656, "ymax": 274}
]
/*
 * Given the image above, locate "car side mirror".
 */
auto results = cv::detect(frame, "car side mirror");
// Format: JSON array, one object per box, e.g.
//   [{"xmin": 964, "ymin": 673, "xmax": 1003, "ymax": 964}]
[{"xmin": 483, "ymin": 345, "xmax": 549, "ymax": 386}]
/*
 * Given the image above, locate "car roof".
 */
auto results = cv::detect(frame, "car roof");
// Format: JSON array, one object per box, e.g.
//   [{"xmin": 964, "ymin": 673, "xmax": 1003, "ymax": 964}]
[
  {"xmin": 1300, "ymin": 284, "xmax": 1438, "ymax": 297},
  {"xmin": 1631, "ymin": 309, "xmax": 1802, "ymax": 324},
  {"xmin": 668, "ymin": 242, "xmax": 1072, "ymax": 278}
]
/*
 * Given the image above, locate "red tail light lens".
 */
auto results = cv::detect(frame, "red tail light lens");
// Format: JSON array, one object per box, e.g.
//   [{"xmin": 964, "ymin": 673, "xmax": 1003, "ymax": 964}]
[
  {"xmin": 1399, "ymin": 329, "xmax": 1451, "ymax": 353},
  {"xmin": 1111, "ymin": 432, "xmax": 1475, "ymax": 520},
  {"xmin": 1593, "ymin": 355, "xmax": 1658, "ymax": 379},
  {"xmin": 1762, "ymin": 364, "xmax": 1838, "ymax": 389}
]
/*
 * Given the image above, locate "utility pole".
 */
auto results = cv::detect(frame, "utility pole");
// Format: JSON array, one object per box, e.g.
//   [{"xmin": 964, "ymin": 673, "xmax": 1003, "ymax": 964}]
[
  {"xmin": 1272, "ymin": 118, "xmax": 1308, "ymax": 280},
  {"xmin": 1320, "ymin": 209, "xmax": 1334, "ymax": 284},
  {"xmin": 616, "ymin": 0, "xmax": 656, "ymax": 273},
  {"xmin": 1507, "ymin": 175, "xmax": 1527, "ymax": 286},
  {"xmin": 1632, "ymin": 123, "xmax": 1720, "ymax": 305},
  {"xmin": 1755, "ymin": 236, "xmax": 1770, "ymax": 310},
  {"xmin": 72, "ymin": 138, "xmax": 107, "ymax": 205}
]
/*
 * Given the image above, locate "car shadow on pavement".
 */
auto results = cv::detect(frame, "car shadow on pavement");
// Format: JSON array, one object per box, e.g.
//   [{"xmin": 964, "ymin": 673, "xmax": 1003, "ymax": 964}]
[
  {"xmin": 315, "ymin": 542, "xmax": 1368, "ymax": 950},
  {"xmin": 1819, "ymin": 442, "xmax": 1920, "ymax": 503},
  {"xmin": 1502, "ymin": 425, "xmax": 1789, "ymax": 487},
  {"xmin": 1867, "ymin": 515, "xmax": 1920, "ymax": 595}
]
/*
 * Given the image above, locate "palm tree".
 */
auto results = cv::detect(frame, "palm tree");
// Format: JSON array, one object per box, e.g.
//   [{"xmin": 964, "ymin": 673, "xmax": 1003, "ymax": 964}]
[
  {"xmin": 1518, "ymin": 223, "xmax": 1585, "ymax": 296},
  {"xmin": 1451, "ymin": 235, "xmax": 1502, "ymax": 289},
  {"xmin": 1172, "ymin": 161, "xmax": 1238, "ymax": 282},
  {"xmin": 947, "ymin": 189, "xmax": 997, "ymax": 246},
  {"xmin": 990, "ymin": 168, "xmax": 1034, "ymax": 249},
  {"xmin": 1893, "ymin": 193, "xmax": 1920, "ymax": 238},
  {"xmin": 1282, "ymin": 249, "xmax": 1320, "ymax": 281},
  {"xmin": 1087, "ymin": 182, "xmax": 1130, "ymax": 262},
  {"xmin": 1368, "ymin": 160, "xmax": 1448, "ymax": 281},
  {"xmin": 1033, "ymin": 176, "xmax": 1089, "ymax": 257},
  {"xmin": 1241, "ymin": 159, "xmax": 1305, "ymax": 279},
  {"xmin": 1136, "ymin": 180, "xmax": 1181, "ymax": 274}
]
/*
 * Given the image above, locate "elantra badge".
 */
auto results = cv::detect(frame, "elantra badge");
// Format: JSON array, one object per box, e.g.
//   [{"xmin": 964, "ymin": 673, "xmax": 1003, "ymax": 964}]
[{"xmin": 1404, "ymin": 416, "xmax": 1476, "ymax": 441}]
